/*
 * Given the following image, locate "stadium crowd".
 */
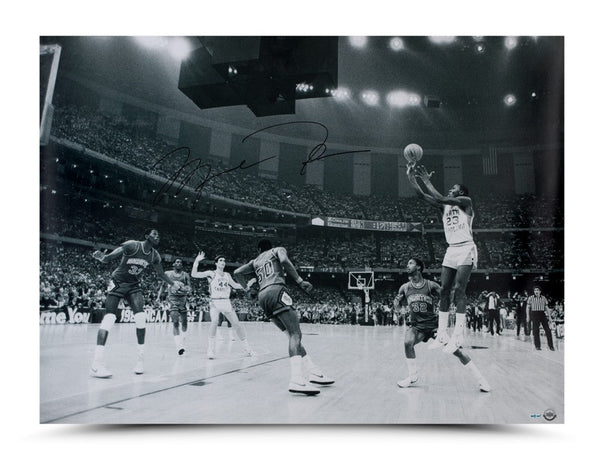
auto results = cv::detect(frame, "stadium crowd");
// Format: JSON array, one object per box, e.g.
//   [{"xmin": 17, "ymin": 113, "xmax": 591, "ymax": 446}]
[
  {"xmin": 41, "ymin": 192, "xmax": 562, "ymax": 272},
  {"xmin": 50, "ymin": 103, "xmax": 563, "ymax": 228}
]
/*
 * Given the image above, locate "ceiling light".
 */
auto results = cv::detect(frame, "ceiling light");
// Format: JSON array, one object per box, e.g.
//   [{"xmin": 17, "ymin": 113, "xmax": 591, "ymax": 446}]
[
  {"xmin": 387, "ymin": 90, "xmax": 421, "ymax": 108},
  {"xmin": 361, "ymin": 90, "xmax": 380, "ymax": 106},
  {"xmin": 504, "ymin": 36, "xmax": 518, "ymax": 50},
  {"xmin": 428, "ymin": 36, "xmax": 456, "ymax": 45},
  {"xmin": 167, "ymin": 37, "xmax": 193, "ymax": 60},
  {"xmin": 348, "ymin": 36, "xmax": 368, "ymax": 48},
  {"xmin": 504, "ymin": 94, "xmax": 517, "ymax": 106},
  {"xmin": 389, "ymin": 37, "xmax": 404, "ymax": 51},
  {"xmin": 332, "ymin": 87, "xmax": 351, "ymax": 101},
  {"xmin": 408, "ymin": 94, "xmax": 421, "ymax": 105}
]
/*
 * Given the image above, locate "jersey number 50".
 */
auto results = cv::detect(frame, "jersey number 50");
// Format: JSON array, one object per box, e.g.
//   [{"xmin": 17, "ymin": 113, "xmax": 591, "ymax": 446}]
[{"xmin": 256, "ymin": 261, "xmax": 274, "ymax": 284}]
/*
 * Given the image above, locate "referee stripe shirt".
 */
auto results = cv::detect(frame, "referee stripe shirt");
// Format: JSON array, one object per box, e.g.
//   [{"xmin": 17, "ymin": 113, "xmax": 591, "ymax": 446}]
[{"xmin": 527, "ymin": 295, "xmax": 548, "ymax": 312}]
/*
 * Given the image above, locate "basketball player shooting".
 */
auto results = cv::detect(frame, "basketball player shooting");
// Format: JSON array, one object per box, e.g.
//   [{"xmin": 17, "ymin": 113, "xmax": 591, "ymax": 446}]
[{"xmin": 406, "ymin": 162, "xmax": 478, "ymax": 355}]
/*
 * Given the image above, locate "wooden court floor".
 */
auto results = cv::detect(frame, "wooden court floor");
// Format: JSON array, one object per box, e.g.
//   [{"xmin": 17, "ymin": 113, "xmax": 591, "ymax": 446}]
[{"xmin": 40, "ymin": 321, "xmax": 564, "ymax": 424}]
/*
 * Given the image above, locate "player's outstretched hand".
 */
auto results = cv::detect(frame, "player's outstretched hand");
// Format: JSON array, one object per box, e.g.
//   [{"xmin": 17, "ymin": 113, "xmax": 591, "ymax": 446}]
[
  {"xmin": 406, "ymin": 161, "xmax": 416, "ymax": 176},
  {"xmin": 195, "ymin": 251, "xmax": 205, "ymax": 261},
  {"xmin": 92, "ymin": 249, "xmax": 107, "ymax": 262},
  {"xmin": 299, "ymin": 280, "xmax": 313, "ymax": 294},
  {"xmin": 415, "ymin": 165, "xmax": 434, "ymax": 180}
]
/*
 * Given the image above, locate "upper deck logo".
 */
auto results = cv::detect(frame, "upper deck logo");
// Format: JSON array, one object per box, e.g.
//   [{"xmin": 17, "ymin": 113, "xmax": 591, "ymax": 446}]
[{"xmin": 543, "ymin": 409, "xmax": 557, "ymax": 421}]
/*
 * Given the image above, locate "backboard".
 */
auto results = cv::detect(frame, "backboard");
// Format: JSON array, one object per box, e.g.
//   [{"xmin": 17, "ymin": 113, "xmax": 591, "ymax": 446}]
[{"xmin": 348, "ymin": 271, "xmax": 374, "ymax": 290}]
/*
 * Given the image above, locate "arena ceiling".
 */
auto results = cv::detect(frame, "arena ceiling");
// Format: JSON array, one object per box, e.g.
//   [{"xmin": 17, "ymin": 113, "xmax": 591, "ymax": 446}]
[{"xmin": 41, "ymin": 36, "xmax": 564, "ymax": 150}]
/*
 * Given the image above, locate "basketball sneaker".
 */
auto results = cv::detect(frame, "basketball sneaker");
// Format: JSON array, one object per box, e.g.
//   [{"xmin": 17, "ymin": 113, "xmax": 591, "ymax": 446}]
[
  {"xmin": 134, "ymin": 358, "xmax": 144, "ymax": 375},
  {"xmin": 309, "ymin": 371, "xmax": 335, "ymax": 385},
  {"xmin": 428, "ymin": 330, "xmax": 450, "ymax": 350},
  {"xmin": 207, "ymin": 348, "xmax": 215, "ymax": 359},
  {"xmin": 90, "ymin": 364, "xmax": 112, "ymax": 378},
  {"xmin": 478, "ymin": 378, "xmax": 491, "ymax": 392},
  {"xmin": 443, "ymin": 330, "xmax": 464, "ymax": 354},
  {"xmin": 397, "ymin": 374, "xmax": 418, "ymax": 388},
  {"xmin": 288, "ymin": 380, "xmax": 320, "ymax": 395}
]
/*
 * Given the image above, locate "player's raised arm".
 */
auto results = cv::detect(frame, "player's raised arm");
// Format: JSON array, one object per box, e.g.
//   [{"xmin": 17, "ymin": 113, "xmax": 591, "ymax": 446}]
[
  {"xmin": 191, "ymin": 251, "xmax": 213, "ymax": 278},
  {"xmin": 407, "ymin": 163, "xmax": 441, "ymax": 208},
  {"xmin": 92, "ymin": 246, "xmax": 124, "ymax": 263},
  {"xmin": 233, "ymin": 262, "xmax": 255, "ymax": 288},
  {"xmin": 415, "ymin": 165, "xmax": 472, "ymax": 209}
]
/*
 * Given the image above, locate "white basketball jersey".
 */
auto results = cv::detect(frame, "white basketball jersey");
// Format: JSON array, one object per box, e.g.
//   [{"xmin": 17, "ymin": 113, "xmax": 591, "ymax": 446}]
[
  {"xmin": 443, "ymin": 205, "xmax": 474, "ymax": 245},
  {"xmin": 208, "ymin": 271, "xmax": 233, "ymax": 299}
]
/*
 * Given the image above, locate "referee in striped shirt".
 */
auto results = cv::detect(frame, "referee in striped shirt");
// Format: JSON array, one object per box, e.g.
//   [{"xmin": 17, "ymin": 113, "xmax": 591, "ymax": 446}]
[{"xmin": 527, "ymin": 286, "xmax": 555, "ymax": 351}]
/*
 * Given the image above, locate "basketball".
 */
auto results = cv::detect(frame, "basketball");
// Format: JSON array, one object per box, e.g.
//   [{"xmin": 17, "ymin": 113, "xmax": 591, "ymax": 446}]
[{"xmin": 403, "ymin": 143, "xmax": 423, "ymax": 162}]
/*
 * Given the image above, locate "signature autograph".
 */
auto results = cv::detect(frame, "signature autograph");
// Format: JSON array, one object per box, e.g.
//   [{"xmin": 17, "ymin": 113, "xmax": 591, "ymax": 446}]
[
  {"xmin": 150, "ymin": 147, "xmax": 275, "ymax": 207},
  {"xmin": 152, "ymin": 121, "xmax": 371, "ymax": 208},
  {"xmin": 243, "ymin": 121, "xmax": 371, "ymax": 175}
]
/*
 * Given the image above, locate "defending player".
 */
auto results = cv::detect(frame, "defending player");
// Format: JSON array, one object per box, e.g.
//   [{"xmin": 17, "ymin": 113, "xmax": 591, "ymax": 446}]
[
  {"xmin": 191, "ymin": 252, "xmax": 254, "ymax": 359},
  {"xmin": 157, "ymin": 258, "xmax": 192, "ymax": 355},
  {"xmin": 407, "ymin": 163, "xmax": 477, "ymax": 354},
  {"xmin": 90, "ymin": 229, "xmax": 183, "ymax": 378},
  {"xmin": 233, "ymin": 239, "xmax": 334, "ymax": 396},
  {"xmin": 395, "ymin": 258, "xmax": 490, "ymax": 392}
]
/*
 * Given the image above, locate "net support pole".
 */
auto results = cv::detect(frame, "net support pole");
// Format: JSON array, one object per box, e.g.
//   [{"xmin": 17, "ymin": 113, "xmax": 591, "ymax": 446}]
[
  {"xmin": 40, "ymin": 44, "xmax": 62, "ymax": 145},
  {"xmin": 363, "ymin": 287, "xmax": 370, "ymax": 324}
]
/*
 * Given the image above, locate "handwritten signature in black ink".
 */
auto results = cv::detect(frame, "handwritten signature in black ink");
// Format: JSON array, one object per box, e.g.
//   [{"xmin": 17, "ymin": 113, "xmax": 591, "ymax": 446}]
[
  {"xmin": 151, "ymin": 147, "xmax": 275, "ymax": 208},
  {"xmin": 242, "ymin": 121, "xmax": 371, "ymax": 175}
]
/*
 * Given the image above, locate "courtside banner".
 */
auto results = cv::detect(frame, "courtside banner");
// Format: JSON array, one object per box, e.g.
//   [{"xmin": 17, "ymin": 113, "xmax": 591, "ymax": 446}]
[
  {"xmin": 39, "ymin": 308, "xmax": 201, "ymax": 324},
  {"xmin": 312, "ymin": 216, "xmax": 423, "ymax": 232},
  {"xmin": 40, "ymin": 307, "xmax": 92, "ymax": 324}
]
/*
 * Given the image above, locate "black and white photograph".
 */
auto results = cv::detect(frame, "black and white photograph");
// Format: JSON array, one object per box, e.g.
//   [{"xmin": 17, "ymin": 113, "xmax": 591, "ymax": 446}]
[{"xmin": 38, "ymin": 33, "xmax": 566, "ymax": 426}]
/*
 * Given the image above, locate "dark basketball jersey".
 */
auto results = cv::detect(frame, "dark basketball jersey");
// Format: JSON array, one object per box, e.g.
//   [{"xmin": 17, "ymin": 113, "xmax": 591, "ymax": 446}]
[
  {"xmin": 401, "ymin": 279, "xmax": 438, "ymax": 329},
  {"xmin": 252, "ymin": 248, "xmax": 287, "ymax": 290},
  {"xmin": 165, "ymin": 270, "xmax": 190, "ymax": 296},
  {"xmin": 111, "ymin": 240, "xmax": 161, "ymax": 283}
]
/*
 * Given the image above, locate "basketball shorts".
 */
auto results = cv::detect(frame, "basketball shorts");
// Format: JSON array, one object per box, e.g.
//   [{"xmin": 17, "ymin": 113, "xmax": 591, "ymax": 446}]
[
  {"xmin": 210, "ymin": 298, "xmax": 233, "ymax": 314},
  {"xmin": 105, "ymin": 280, "xmax": 143, "ymax": 313},
  {"xmin": 258, "ymin": 284, "xmax": 293, "ymax": 319},
  {"xmin": 442, "ymin": 242, "xmax": 478, "ymax": 270},
  {"xmin": 106, "ymin": 279, "xmax": 142, "ymax": 299},
  {"xmin": 412, "ymin": 323, "xmax": 437, "ymax": 342}
]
